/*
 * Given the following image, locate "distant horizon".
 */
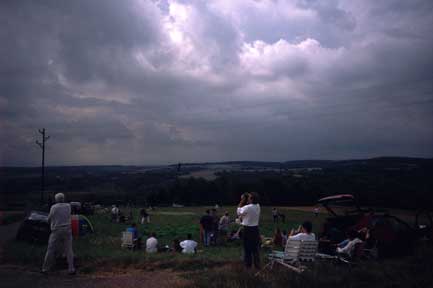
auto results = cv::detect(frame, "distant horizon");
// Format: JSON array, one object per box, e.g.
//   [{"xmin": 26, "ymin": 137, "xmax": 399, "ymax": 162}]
[{"xmin": 2, "ymin": 155, "xmax": 432, "ymax": 168}]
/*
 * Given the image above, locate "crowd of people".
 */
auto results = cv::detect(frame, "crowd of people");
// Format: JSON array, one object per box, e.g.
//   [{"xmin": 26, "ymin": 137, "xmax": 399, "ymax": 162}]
[
  {"xmin": 123, "ymin": 222, "xmax": 198, "ymax": 254},
  {"xmin": 40, "ymin": 191, "xmax": 370, "ymax": 275}
]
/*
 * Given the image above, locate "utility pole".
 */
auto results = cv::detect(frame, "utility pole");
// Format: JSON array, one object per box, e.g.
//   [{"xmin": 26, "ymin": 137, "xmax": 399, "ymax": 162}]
[{"xmin": 36, "ymin": 128, "xmax": 49, "ymax": 205}]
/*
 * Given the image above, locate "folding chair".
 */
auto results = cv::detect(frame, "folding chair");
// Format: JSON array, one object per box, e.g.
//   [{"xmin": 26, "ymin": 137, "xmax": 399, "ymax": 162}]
[
  {"xmin": 316, "ymin": 240, "xmax": 376, "ymax": 266},
  {"xmin": 121, "ymin": 231, "xmax": 135, "ymax": 249},
  {"xmin": 259, "ymin": 239, "xmax": 319, "ymax": 275},
  {"xmin": 340, "ymin": 241, "xmax": 376, "ymax": 264}
]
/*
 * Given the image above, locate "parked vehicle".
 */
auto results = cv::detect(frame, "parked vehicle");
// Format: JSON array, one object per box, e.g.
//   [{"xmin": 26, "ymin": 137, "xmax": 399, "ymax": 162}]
[
  {"xmin": 16, "ymin": 209, "xmax": 94, "ymax": 244},
  {"xmin": 317, "ymin": 194, "xmax": 426, "ymax": 257}
]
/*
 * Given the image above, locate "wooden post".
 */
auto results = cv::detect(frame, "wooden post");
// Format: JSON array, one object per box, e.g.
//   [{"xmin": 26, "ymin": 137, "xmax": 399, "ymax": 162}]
[{"xmin": 36, "ymin": 128, "xmax": 50, "ymax": 204}]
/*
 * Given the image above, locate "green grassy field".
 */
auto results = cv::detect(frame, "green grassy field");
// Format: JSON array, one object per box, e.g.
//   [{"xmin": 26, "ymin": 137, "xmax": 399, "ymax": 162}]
[
  {"xmin": 2, "ymin": 206, "xmax": 325, "ymax": 269},
  {"xmin": 2, "ymin": 206, "xmax": 432, "ymax": 287}
]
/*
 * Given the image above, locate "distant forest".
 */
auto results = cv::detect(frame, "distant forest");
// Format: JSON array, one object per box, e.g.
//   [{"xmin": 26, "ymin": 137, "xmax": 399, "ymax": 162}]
[{"xmin": 1, "ymin": 157, "xmax": 432, "ymax": 210}]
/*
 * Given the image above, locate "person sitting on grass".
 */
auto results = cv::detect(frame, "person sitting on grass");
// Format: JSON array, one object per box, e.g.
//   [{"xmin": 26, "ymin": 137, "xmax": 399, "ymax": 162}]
[
  {"xmin": 180, "ymin": 233, "xmax": 198, "ymax": 254},
  {"xmin": 288, "ymin": 221, "xmax": 316, "ymax": 241},
  {"xmin": 127, "ymin": 222, "xmax": 141, "ymax": 249},
  {"xmin": 146, "ymin": 232, "xmax": 158, "ymax": 253},
  {"xmin": 272, "ymin": 227, "xmax": 283, "ymax": 247},
  {"xmin": 337, "ymin": 229, "xmax": 363, "ymax": 257},
  {"xmin": 172, "ymin": 238, "xmax": 182, "ymax": 253},
  {"xmin": 282, "ymin": 230, "xmax": 288, "ymax": 246}
]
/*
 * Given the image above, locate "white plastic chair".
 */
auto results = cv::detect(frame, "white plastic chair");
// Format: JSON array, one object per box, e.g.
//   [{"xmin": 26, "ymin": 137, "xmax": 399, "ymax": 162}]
[
  {"xmin": 121, "ymin": 231, "xmax": 135, "ymax": 249},
  {"xmin": 260, "ymin": 240, "xmax": 319, "ymax": 274}
]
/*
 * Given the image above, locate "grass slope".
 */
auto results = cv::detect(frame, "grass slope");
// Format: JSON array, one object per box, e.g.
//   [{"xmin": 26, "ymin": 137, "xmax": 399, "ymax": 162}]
[{"xmin": 2, "ymin": 206, "xmax": 432, "ymax": 288}]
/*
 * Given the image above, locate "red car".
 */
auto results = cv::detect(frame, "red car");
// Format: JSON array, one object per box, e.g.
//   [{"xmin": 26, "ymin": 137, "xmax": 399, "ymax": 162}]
[{"xmin": 318, "ymin": 194, "xmax": 420, "ymax": 257}]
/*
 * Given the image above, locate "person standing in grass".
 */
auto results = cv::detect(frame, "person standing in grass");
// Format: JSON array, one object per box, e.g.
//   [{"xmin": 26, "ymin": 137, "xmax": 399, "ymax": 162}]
[
  {"xmin": 200, "ymin": 210, "xmax": 213, "ymax": 246},
  {"xmin": 237, "ymin": 192, "xmax": 261, "ymax": 269},
  {"xmin": 211, "ymin": 208, "xmax": 219, "ymax": 245},
  {"xmin": 140, "ymin": 208, "xmax": 150, "ymax": 224},
  {"xmin": 111, "ymin": 205, "xmax": 119, "ymax": 222},
  {"xmin": 219, "ymin": 212, "xmax": 230, "ymax": 241},
  {"xmin": 42, "ymin": 193, "xmax": 75, "ymax": 275},
  {"xmin": 272, "ymin": 208, "xmax": 278, "ymax": 223}
]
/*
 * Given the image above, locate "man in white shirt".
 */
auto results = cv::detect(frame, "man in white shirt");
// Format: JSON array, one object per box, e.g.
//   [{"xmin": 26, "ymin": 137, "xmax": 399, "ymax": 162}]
[
  {"xmin": 42, "ymin": 193, "xmax": 75, "ymax": 275},
  {"xmin": 288, "ymin": 221, "xmax": 316, "ymax": 241},
  {"xmin": 179, "ymin": 233, "xmax": 197, "ymax": 254},
  {"xmin": 146, "ymin": 232, "xmax": 158, "ymax": 253},
  {"xmin": 237, "ymin": 192, "xmax": 261, "ymax": 269}
]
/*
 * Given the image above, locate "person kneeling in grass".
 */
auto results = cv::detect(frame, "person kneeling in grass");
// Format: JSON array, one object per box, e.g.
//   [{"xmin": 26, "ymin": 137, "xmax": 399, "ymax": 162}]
[{"xmin": 180, "ymin": 233, "xmax": 198, "ymax": 254}]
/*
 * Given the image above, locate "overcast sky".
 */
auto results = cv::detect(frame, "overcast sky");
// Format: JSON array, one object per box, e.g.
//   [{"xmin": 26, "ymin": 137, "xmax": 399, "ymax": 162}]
[{"xmin": 1, "ymin": 0, "xmax": 432, "ymax": 166}]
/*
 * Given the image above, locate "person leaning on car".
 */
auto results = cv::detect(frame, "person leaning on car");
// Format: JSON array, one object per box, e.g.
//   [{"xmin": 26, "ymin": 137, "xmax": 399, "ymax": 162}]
[{"xmin": 42, "ymin": 193, "xmax": 76, "ymax": 275}]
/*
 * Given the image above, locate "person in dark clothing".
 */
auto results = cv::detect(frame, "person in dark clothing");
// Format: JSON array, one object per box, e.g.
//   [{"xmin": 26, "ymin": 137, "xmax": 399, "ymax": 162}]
[
  {"xmin": 172, "ymin": 238, "xmax": 182, "ymax": 253},
  {"xmin": 273, "ymin": 227, "xmax": 283, "ymax": 247},
  {"xmin": 200, "ymin": 210, "xmax": 213, "ymax": 246},
  {"xmin": 278, "ymin": 213, "xmax": 286, "ymax": 223},
  {"xmin": 211, "ymin": 208, "xmax": 219, "ymax": 245},
  {"xmin": 140, "ymin": 208, "xmax": 150, "ymax": 224},
  {"xmin": 272, "ymin": 208, "xmax": 278, "ymax": 223}
]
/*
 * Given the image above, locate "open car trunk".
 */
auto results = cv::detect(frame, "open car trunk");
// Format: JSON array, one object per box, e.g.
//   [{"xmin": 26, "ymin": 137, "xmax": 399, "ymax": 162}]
[{"xmin": 318, "ymin": 194, "xmax": 416, "ymax": 257}]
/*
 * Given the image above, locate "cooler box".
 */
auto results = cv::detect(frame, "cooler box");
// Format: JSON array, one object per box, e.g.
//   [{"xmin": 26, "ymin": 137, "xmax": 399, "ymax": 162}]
[{"xmin": 71, "ymin": 214, "xmax": 94, "ymax": 237}]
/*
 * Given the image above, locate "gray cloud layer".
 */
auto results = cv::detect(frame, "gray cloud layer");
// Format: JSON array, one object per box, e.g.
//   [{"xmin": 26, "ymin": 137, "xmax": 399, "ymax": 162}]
[{"xmin": 1, "ymin": 0, "xmax": 432, "ymax": 166}]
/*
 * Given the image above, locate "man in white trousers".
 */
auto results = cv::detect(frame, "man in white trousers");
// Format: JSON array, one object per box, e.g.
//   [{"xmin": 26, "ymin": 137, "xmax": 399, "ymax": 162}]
[{"xmin": 42, "ymin": 193, "xmax": 76, "ymax": 275}]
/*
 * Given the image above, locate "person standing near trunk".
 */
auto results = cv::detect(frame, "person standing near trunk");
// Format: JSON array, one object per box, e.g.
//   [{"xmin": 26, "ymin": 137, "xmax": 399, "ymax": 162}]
[
  {"xmin": 42, "ymin": 193, "xmax": 75, "ymax": 275},
  {"xmin": 237, "ymin": 192, "xmax": 261, "ymax": 269}
]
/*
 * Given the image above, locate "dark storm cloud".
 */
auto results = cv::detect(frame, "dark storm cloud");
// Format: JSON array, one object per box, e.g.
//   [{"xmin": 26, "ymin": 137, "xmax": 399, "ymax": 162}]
[{"xmin": 0, "ymin": 0, "xmax": 432, "ymax": 166}]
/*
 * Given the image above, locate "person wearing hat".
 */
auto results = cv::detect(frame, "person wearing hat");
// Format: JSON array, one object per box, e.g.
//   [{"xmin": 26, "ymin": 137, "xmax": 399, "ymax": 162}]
[{"xmin": 42, "ymin": 193, "xmax": 76, "ymax": 275}]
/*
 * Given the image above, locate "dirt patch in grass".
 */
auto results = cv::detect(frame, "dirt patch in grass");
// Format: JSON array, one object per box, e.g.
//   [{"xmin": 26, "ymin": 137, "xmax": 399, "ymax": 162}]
[{"xmin": 0, "ymin": 264, "xmax": 190, "ymax": 288}]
